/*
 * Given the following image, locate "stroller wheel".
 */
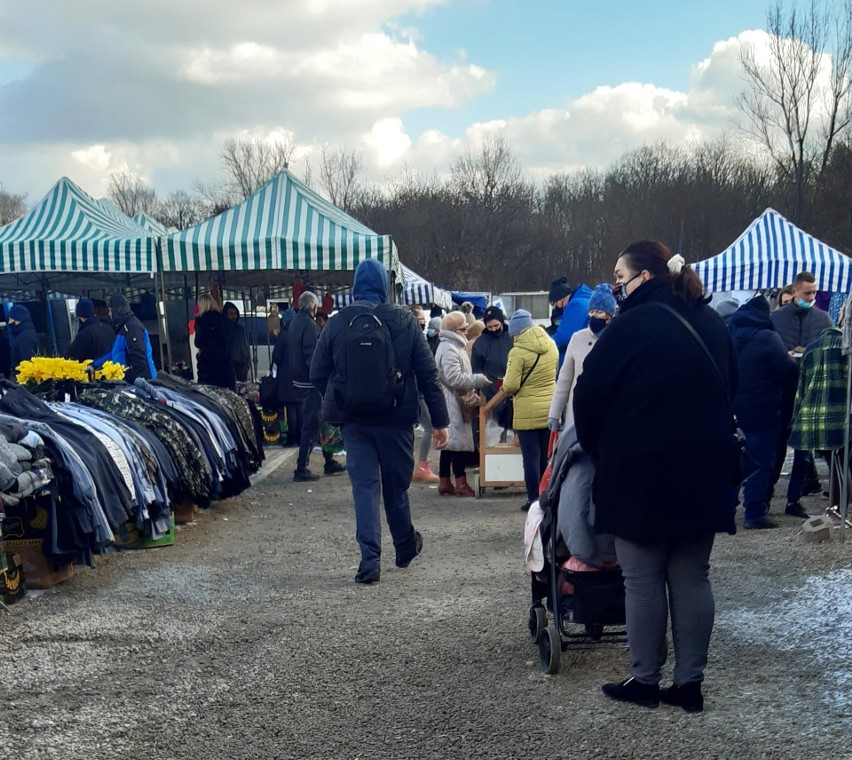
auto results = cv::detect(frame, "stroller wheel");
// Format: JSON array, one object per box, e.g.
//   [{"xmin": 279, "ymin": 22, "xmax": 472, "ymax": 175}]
[
  {"xmin": 539, "ymin": 624, "xmax": 561, "ymax": 675},
  {"xmin": 528, "ymin": 605, "xmax": 546, "ymax": 644}
]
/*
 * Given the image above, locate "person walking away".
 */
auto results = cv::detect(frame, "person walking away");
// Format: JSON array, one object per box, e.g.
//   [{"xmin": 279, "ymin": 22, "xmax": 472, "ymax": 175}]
[
  {"xmin": 574, "ymin": 240, "xmax": 738, "ymax": 713},
  {"xmin": 502, "ymin": 309, "xmax": 558, "ymax": 511},
  {"xmin": 548, "ymin": 284, "xmax": 615, "ymax": 432},
  {"xmin": 223, "ymin": 301, "xmax": 251, "ymax": 382},
  {"xmin": 6, "ymin": 305, "xmax": 40, "ymax": 372},
  {"xmin": 94, "ymin": 294, "xmax": 157, "ymax": 383},
  {"xmin": 728, "ymin": 296, "xmax": 798, "ymax": 529},
  {"xmin": 548, "ymin": 277, "xmax": 592, "ymax": 369},
  {"xmin": 271, "ymin": 309, "xmax": 301, "ymax": 446},
  {"xmin": 311, "ymin": 259, "xmax": 449, "ymax": 584},
  {"xmin": 67, "ymin": 299, "xmax": 115, "ymax": 363},
  {"xmin": 435, "ymin": 312, "xmax": 490, "ymax": 496},
  {"xmin": 194, "ymin": 294, "xmax": 236, "ymax": 390},
  {"xmin": 771, "ymin": 271, "xmax": 834, "ymax": 511},
  {"xmin": 787, "ymin": 324, "xmax": 847, "ymax": 518},
  {"xmin": 289, "ymin": 291, "xmax": 345, "ymax": 481}
]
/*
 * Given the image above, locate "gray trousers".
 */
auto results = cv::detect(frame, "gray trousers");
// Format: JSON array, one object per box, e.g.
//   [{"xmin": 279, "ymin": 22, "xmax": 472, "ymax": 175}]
[
  {"xmin": 418, "ymin": 397, "xmax": 433, "ymax": 461},
  {"xmin": 614, "ymin": 535, "xmax": 715, "ymax": 687}
]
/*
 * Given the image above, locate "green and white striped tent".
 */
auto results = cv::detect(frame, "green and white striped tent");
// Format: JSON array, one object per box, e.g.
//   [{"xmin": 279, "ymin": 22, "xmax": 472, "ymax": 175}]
[
  {"xmin": 0, "ymin": 177, "xmax": 156, "ymax": 276},
  {"xmin": 159, "ymin": 170, "xmax": 402, "ymax": 286},
  {"xmin": 133, "ymin": 213, "xmax": 177, "ymax": 236}
]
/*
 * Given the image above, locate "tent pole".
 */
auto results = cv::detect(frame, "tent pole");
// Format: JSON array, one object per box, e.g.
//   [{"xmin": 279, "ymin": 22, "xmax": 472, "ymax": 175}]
[
  {"xmin": 40, "ymin": 275, "xmax": 58, "ymax": 355},
  {"xmin": 841, "ymin": 352, "xmax": 851, "ymax": 543},
  {"xmin": 158, "ymin": 268, "xmax": 172, "ymax": 375}
]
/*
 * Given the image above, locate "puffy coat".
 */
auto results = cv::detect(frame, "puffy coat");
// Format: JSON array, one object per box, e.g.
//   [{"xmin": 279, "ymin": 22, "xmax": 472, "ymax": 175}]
[
  {"xmin": 548, "ymin": 326, "xmax": 599, "ymax": 427},
  {"xmin": 94, "ymin": 311, "xmax": 157, "ymax": 383},
  {"xmin": 551, "ymin": 283, "xmax": 592, "ymax": 367},
  {"xmin": 435, "ymin": 330, "xmax": 488, "ymax": 451},
  {"xmin": 503, "ymin": 325, "xmax": 558, "ymax": 430},
  {"xmin": 770, "ymin": 302, "xmax": 833, "ymax": 352},
  {"xmin": 573, "ymin": 277, "xmax": 738, "ymax": 545}
]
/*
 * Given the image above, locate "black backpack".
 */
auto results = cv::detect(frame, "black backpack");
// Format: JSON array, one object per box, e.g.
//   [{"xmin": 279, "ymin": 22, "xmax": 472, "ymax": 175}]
[{"xmin": 336, "ymin": 304, "xmax": 404, "ymax": 418}]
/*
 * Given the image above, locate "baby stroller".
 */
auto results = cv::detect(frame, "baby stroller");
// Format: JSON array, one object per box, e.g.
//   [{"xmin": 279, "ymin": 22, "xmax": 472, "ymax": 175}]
[{"xmin": 526, "ymin": 426, "xmax": 627, "ymax": 674}]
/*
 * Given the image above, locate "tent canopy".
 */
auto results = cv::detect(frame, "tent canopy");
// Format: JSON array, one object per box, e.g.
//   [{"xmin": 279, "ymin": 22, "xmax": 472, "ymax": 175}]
[
  {"xmin": 133, "ymin": 213, "xmax": 175, "ymax": 236},
  {"xmin": 0, "ymin": 177, "xmax": 156, "ymax": 275},
  {"xmin": 693, "ymin": 208, "xmax": 852, "ymax": 293},
  {"xmin": 334, "ymin": 262, "xmax": 452, "ymax": 310},
  {"xmin": 159, "ymin": 170, "xmax": 401, "ymax": 287}
]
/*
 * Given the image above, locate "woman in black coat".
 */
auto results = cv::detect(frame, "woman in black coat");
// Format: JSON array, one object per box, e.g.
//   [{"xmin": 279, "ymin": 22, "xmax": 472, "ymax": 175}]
[
  {"xmin": 573, "ymin": 240, "xmax": 738, "ymax": 713},
  {"xmin": 194, "ymin": 295, "xmax": 236, "ymax": 390}
]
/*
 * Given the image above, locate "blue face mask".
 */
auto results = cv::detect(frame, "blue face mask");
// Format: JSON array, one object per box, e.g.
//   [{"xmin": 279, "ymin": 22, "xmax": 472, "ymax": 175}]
[{"xmin": 797, "ymin": 298, "xmax": 815, "ymax": 310}]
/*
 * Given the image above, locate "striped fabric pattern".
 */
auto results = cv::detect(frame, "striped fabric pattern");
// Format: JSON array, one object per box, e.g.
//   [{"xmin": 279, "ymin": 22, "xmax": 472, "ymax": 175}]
[
  {"xmin": 0, "ymin": 177, "xmax": 156, "ymax": 274},
  {"xmin": 133, "ymin": 213, "xmax": 172, "ymax": 236},
  {"xmin": 160, "ymin": 170, "xmax": 401, "ymax": 280},
  {"xmin": 335, "ymin": 263, "xmax": 452, "ymax": 309},
  {"xmin": 693, "ymin": 208, "xmax": 852, "ymax": 293}
]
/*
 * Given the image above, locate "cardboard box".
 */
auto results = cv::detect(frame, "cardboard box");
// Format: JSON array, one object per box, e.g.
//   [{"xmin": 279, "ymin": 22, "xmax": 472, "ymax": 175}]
[
  {"xmin": 3, "ymin": 540, "xmax": 73, "ymax": 590},
  {"xmin": 173, "ymin": 501, "xmax": 197, "ymax": 525}
]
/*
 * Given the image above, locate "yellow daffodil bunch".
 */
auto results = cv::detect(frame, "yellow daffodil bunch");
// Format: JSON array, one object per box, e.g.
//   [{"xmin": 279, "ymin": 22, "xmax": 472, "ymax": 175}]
[
  {"xmin": 93, "ymin": 361, "xmax": 126, "ymax": 381},
  {"xmin": 15, "ymin": 357, "xmax": 127, "ymax": 384}
]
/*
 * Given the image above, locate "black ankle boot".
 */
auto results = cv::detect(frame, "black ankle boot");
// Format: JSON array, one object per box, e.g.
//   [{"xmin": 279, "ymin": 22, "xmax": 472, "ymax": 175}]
[
  {"xmin": 602, "ymin": 677, "xmax": 659, "ymax": 708},
  {"xmin": 660, "ymin": 682, "xmax": 704, "ymax": 713}
]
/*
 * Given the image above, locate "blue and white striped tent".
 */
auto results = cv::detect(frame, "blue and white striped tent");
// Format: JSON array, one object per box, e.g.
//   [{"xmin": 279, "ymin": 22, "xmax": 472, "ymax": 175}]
[
  {"xmin": 693, "ymin": 208, "xmax": 852, "ymax": 293},
  {"xmin": 160, "ymin": 170, "xmax": 402, "ymax": 286},
  {"xmin": 0, "ymin": 177, "xmax": 156, "ymax": 274},
  {"xmin": 334, "ymin": 263, "xmax": 452, "ymax": 310}
]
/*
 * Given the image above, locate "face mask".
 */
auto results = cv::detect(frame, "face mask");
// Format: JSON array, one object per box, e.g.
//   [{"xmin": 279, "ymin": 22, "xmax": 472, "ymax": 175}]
[
  {"xmin": 797, "ymin": 298, "xmax": 814, "ymax": 310},
  {"xmin": 589, "ymin": 316, "xmax": 608, "ymax": 335},
  {"xmin": 427, "ymin": 327, "xmax": 437, "ymax": 338},
  {"xmin": 612, "ymin": 273, "xmax": 642, "ymax": 304}
]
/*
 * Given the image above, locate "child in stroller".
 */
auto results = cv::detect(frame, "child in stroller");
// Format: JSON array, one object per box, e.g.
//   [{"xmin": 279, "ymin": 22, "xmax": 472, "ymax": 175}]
[{"xmin": 524, "ymin": 424, "xmax": 626, "ymax": 674}]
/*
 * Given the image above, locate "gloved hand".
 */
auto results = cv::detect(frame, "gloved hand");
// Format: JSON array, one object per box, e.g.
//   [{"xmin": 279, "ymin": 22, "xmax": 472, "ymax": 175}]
[{"xmin": 547, "ymin": 417, "xmax": 560, "ymax": 432}]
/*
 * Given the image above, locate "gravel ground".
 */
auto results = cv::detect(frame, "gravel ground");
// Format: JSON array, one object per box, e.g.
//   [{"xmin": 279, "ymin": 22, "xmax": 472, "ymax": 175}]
[{"xmin": 1, "ymin": 445, "xmax": 851, "ymax": 759}]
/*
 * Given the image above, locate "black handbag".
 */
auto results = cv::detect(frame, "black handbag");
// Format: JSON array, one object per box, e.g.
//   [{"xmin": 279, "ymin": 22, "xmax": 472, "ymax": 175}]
[
  {"xmin": 652, "ymin": 302, "xmax": 746, "ymax": 483},
  {"xmin": 497, "ymin": 353, "xmax": 541, "ymax": 429},
  {"xmin": 259, "ymin": 375, "xmax": 279, "ymax": 410}
]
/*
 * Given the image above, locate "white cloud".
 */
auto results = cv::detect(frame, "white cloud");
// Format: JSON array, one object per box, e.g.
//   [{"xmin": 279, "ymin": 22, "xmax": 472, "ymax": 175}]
[{"xmin": 364, "ymin": 118, "xmax": 413, "ymax": 167}]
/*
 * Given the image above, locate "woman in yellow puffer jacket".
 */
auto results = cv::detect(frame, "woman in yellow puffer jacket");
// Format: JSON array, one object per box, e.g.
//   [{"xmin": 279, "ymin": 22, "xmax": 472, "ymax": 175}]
[{"xmin": 502, "ymin": 309, "xmax": 558, "ymax": 510}]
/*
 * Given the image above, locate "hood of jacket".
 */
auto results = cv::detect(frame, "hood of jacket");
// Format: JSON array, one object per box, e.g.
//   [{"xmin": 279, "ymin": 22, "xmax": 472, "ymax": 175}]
[
  {"xmin": 9, "ymin": 318, "xmax": 35, "ymax": 338},
  {"xmin": 8, "ymin": 304, "xmax": 32, "ymax": 324},
  {"xmin": 352, "ymin": 259, "xmax": 388, "ymax": 304},
  {"xmin": 728, "ymin": 301, "xmax": 774, "ymax": 351},
  {"xmin": 223, "ymin": 301, "xmax": 240, "ymax": 323},
  {"xmin": 568, "ymin": 283, "xmax": 592, "ymax": 305},
  {"xmin": 513, "ymin": 324, "xmax": 554, "ymax": 355}
]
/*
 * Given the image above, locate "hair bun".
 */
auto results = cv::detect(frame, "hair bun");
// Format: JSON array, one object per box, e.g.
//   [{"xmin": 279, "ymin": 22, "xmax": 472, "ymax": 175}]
[{"xmin": 667, "ymin": 254, "xmax": 685, "ymax": 274}]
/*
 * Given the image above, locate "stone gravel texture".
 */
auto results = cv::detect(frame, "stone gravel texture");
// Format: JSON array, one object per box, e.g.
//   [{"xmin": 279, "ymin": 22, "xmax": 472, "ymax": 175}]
[{"xmin": 1, "ymin": 447, "xmax": 851, "ymax": 759}]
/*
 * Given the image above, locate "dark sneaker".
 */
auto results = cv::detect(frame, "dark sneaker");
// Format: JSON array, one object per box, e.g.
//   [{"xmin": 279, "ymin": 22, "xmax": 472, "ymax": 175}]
[
  {"xmin": 602, "ymin": 677, "xmax": 660, "ymax": 708},
  {"xmin": 743, "ymin": 517, "xmax": 777, "ymax": 530},
  {"xmin": 354, "ymin": 567, "xmax": 380, "ymax": 584},
  {"xmin": 660, "ymin": 682, "xmax": 704, "ymax": 713},
  {"xmin": 396, "ymin": 531, "xmax": 423, "ymax": 568},
  {"xmin": 294, "ymin": 468, "xmax": 320, "ymax": 482},
  {"xmin": 323, "ymin": 460, "xmax": 346, "ymax": 475},
  {"xmin": 785, "ymin": 502, "xmax": 809, "ymax": 519},
  {"xmin": 803, "ymin": 482, "xmax": 823, "ymax": 496}
]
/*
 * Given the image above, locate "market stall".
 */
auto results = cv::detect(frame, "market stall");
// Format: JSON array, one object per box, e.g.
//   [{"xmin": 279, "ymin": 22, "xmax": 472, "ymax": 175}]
[{"xmin": 334, "ymin": 262, "xmax": 451, "ymax": 310}]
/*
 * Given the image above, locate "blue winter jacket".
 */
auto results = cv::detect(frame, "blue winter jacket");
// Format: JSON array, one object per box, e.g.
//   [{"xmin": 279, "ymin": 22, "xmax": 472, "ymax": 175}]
[
  {"xmin": 93, "ymin": 312, "xmax": 157, "ymax": 382},
  {"xmin": 551, "ymin": 283, "xmax": 592, "ymax": 368}
]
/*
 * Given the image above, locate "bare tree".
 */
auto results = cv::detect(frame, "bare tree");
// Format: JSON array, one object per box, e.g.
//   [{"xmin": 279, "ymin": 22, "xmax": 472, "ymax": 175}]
[
  {"xmin": 108, "ymin": 170, "xmax": 158, "ymax": 216},
  {"xmin": 451, "ymin": 133, "xmax": 523, "ymax": 208},
  {"xmin": 157, "ymin": 190, "xmax": 209, "ymax": 230},
  {"xmin": 737, "ymin": 0, "xmax": 852, "ymax": 222},
  {"xmin": 319, "ymin": 145, "xmax": 364, "ymax": 212},
  {"xmin": 220, "ymin": 136, "xmax": 296, "ymax": 200},
  {"xmin": 0, "ymin": 183, "xmax": 27, "ymax": 225}
]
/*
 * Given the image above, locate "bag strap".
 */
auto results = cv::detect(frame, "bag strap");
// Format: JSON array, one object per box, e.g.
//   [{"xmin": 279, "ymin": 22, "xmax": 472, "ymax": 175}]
[
  {"xmin": 516, "ymin": 353, "xmax": 541, "ymax": 393},
  {"xmin": 650, "ymin": 302, "xmax": 735, "ymax": 416}
]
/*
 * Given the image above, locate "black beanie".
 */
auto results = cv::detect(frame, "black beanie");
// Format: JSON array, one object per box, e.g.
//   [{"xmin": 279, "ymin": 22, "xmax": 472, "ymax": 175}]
[
  {"xmin": 483, "ymin": 306, "xmax": 506, "ymax": 325},
  {"xmin": 548, "ymin": 277, "xmax": 573, "ymax": 304}
]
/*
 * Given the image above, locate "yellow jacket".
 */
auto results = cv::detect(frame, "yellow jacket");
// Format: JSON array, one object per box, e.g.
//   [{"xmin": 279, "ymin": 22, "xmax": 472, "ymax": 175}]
[{"xmin": 502, "ymin": 325, "xmax": 558, "ymax": 430}]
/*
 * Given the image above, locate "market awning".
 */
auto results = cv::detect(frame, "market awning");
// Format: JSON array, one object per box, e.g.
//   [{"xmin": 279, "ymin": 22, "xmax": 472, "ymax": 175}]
[
  {"xmin": 159, "ymin": 170, "xmax": 401, "ymax": 287},
  {"xmin": 133, "ymin": 213, "xmax": 175, "ymax": 236},
  {"xmin": 693, "ymin": 208, "xmax": 852, "ymax": 293},
  {"xmin": 0, "ymin": 178, "xmax": 156, "ymax": 275}
]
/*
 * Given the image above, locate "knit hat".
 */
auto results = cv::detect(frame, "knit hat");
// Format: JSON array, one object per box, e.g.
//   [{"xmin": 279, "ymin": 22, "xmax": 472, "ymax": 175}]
[
  {"xmin": 714, "ymin": 296, "xmax": 740, "ymax": 319},
  {"xmin": 508, "ymin": 309, "xmax": 534, "ymax": 336},
  {"xmin": 428, "ymin": 316, "xmax": 442, "ymax": 333},
  {"xmin": 7, "ymin": 304, "xmax": 30, "ymax": 323},
  {"xmin": 587, "ymin": 283, "xmax": 617, "ymax": 317},
  {"xmin": 483, "ymin": 306, "xmax": 506, "ymax": 325},
  {"xmin": 109, "ymin": 293, "xmax": 131, "ymax": 316},
  {"xmin": 76, "ymin": 298, "xmax": 96, "ymax": 321},
  {"xmin": 548, "ymin": 277, "xmax": 573, "ymax": 304}
]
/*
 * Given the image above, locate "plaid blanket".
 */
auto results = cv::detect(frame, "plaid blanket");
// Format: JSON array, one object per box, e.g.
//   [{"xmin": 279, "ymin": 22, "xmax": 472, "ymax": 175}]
[{"xmin": 790, "ymin": 328, "xmax": 848, "ymax": 451}]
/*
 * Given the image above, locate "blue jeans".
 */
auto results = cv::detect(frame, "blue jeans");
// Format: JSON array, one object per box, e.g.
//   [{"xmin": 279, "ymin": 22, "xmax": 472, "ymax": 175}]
[
  {"xmin": 342, "ymin": 424, "xmax": 418, "ymax": 571},
  {"xmin": 517, "ymin": 428, "xmax": 550, "ymax": 503},
  {"xmin": 741, "ymin": 426, "xmax": 778, "ymax": 522}
]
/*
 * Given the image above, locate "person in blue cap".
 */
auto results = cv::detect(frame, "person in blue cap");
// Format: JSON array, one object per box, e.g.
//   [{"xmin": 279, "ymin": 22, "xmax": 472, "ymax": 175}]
[{"xmin": 311, "ymin": 259, "xmax": 450, "ymax": 584}]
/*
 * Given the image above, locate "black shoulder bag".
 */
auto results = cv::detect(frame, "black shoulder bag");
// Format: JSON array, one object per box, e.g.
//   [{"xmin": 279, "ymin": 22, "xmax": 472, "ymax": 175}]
[
  {"xmin": 652, "ymin": 302, "xmax": 746, "ymax": 484},
  {"xmin": 496, "ymin": 353, "xmax": 541, "ymax": 430}
]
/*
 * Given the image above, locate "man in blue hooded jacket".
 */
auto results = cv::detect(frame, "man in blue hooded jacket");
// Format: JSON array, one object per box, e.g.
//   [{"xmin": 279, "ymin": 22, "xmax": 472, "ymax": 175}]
[
  {"xmin": 93, "ymin": 294, "xmax": 157, "ymax": 383},
  {"xmin": 311, "ymin": 259, "xmax": 450, "ymax": 584},
  {"xmin": 548, "ymin": 277, "xmax": 592, "ymax": 368}
]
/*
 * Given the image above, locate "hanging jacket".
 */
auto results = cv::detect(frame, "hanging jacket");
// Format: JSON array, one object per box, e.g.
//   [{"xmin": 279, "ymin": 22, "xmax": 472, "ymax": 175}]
[
  {"xmin": 503, "ymin": 325, "xmax": 558, "ymax": 430},
  {"xmin": 67, "ymin": 318, "xmax": 115, "ymax": 363},
  {"xmin": 93, "ymin": 312, "xmax": 157, "ymax": 383},
  {"xmin": 770, "ymin": 302, "xmax": 833, "ymax": 352}
]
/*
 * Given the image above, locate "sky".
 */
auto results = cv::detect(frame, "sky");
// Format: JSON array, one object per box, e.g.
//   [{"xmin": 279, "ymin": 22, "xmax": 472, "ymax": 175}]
[{"xmin": 0, "ymin": 0, "xmax": 777, "ymax": 203}]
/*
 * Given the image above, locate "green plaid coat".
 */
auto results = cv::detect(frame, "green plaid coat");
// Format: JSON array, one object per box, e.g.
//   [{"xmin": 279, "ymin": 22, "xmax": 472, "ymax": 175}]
[{"xmin": 789, "ymin": 328, "xmax": 848, "ymax": 451}]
